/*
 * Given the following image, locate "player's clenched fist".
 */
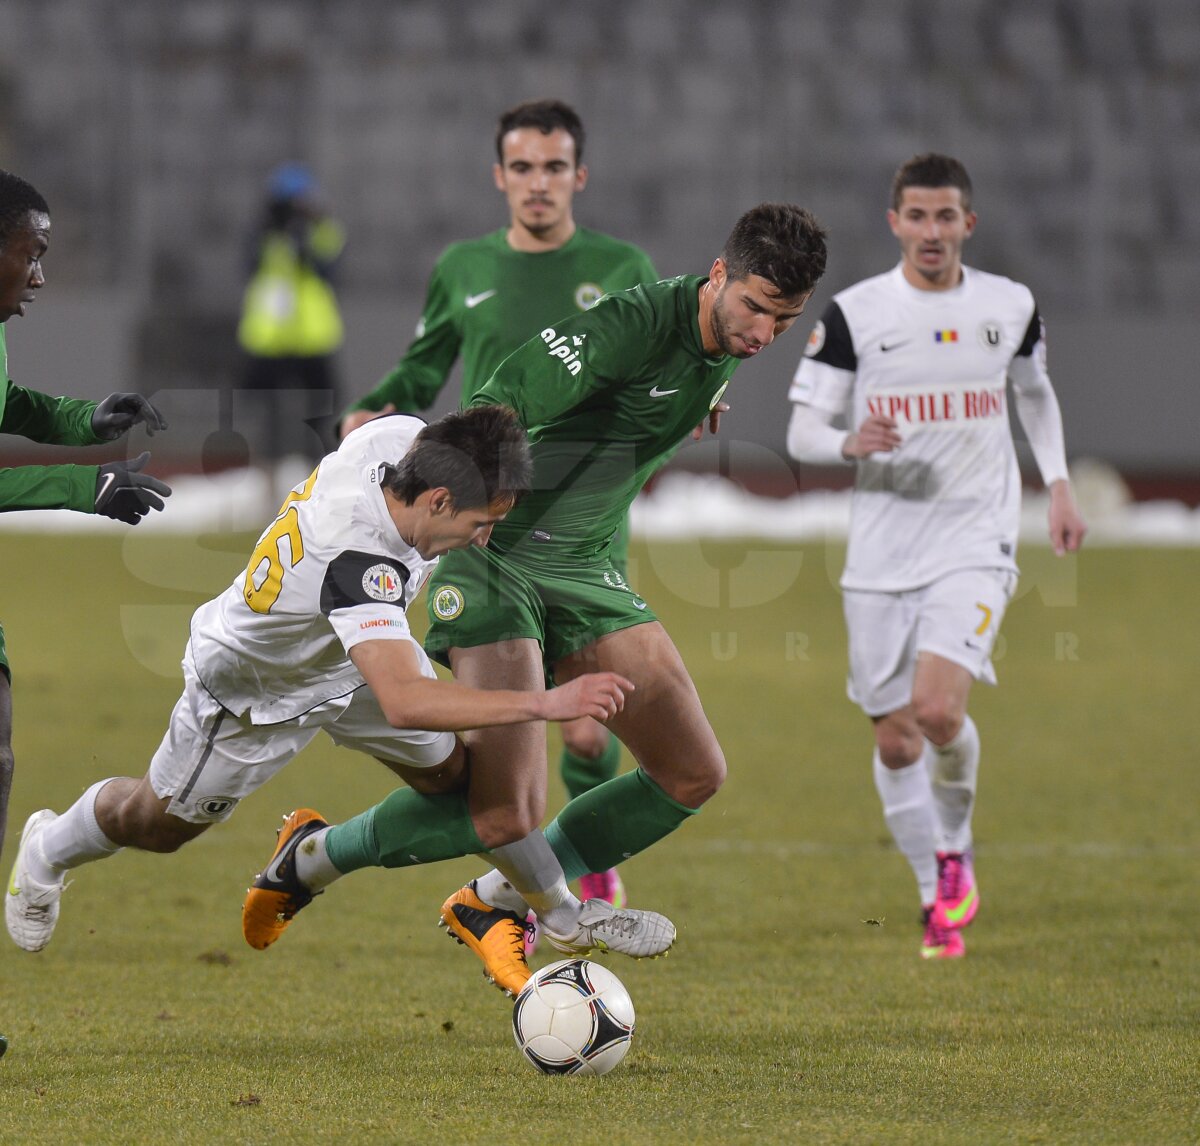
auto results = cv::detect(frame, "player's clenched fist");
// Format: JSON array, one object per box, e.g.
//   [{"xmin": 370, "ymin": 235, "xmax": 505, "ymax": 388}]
[{"xmin": 538, "ymin": 672, "xmax": 635, "ymax": 723}]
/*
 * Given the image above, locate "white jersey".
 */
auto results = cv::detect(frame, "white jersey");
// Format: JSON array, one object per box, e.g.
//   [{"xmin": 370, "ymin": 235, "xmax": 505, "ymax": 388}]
[
  {"xmin": 189, "ymin": 416, "xmax": 436, "ymax": 725},
  {"xmin": 790, "ymin": 264, "xmax": 1069, "ymax": 592}
]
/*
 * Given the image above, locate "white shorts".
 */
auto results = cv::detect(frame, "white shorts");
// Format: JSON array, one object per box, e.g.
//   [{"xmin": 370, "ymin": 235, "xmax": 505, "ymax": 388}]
[
  {"xmin": 148, "ymin": 652, "xmax": 456, "ymax": 824},
  {"xmin": 843, "ymin": 567, "xmax": 1017, "ymax": 718}
]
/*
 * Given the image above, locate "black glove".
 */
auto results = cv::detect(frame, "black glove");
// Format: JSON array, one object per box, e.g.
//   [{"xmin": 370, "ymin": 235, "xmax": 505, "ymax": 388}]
[
  {"xmin": 94, "ymin": 452, "xmax": 172, "ymax": 524},
  {"xmin": 91, "ymin": 393, "xmax": 168, "ymax": 441}
]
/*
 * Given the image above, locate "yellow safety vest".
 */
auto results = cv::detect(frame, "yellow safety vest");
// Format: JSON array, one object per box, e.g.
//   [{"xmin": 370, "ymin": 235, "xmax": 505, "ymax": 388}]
[{"xmin": 238, "ymin": 219, "xmax": 345, "ymax": 356}]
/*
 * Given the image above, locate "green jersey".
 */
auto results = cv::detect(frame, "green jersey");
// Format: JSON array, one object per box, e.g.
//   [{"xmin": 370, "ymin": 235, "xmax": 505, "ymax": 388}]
[
  {"xmin": 346, "ymin": 226, "xmax": 657, "ymax": 415},
  {"xmin": 468, "ymin": 275, "xmax": 738, "ymax": 559},
  {"xmin": 0, "ymin": 326, "xmax": 104, "ymax": 513}
]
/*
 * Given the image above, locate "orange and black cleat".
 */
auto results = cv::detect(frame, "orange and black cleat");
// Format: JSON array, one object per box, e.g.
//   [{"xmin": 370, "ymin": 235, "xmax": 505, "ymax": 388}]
[
  {"xmin": 242, "ymin": 808, "xmax": 328, "ymax": 951},
  {"xmin": 439, "ymin": 881, "xmax": 533, "ymax": 998}
]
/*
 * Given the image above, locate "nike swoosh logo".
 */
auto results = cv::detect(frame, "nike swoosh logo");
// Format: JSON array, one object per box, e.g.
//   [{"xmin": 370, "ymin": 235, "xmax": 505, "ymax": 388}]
[
  {"xmin": 649, "ymin": 386, "xmax": 679, "ymax": 397},
  {"xmin": 943, "ymin": 886, "xmax": 978, "ymax": 924},
  {"xmin": 880, "ymin": 341, "xmax": 909, "ymax": 352},
  {"xmin": 464, "ymin": 290, "xmax": 497, "ymax": 309},
  {"xmin": 7, "ymin": 868, "xmax": 20, "ymax": 896},
  {"xmin": 263, "ymin": 844, "xmax": 293, "ymax": 886},
  {"xmin": 95, "ymin": 472, "xmax": 116, "ymax": 506}
]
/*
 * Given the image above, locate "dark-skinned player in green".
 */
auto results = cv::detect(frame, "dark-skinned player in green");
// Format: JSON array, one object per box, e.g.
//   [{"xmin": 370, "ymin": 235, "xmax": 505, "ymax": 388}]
[
  {"xmin": 340, "ymin": 100, "xmax": 657, "ymax": 922},
  {"xmin": 0, "ymin": 168, "xmax": 170, "ymax": 980}
]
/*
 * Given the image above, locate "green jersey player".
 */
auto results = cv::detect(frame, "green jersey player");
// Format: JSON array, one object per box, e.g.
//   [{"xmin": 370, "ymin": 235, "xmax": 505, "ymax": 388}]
[
  {"xmin": 341, "ymin": 100, "xmax": 658, "ymax": 914},
  {"xmin": 423, "ymin": 203, "xmax": 829, "ymax": 993},
  {"xmin": 0, "ymin": 169, "xmax": 169, "ymax": 874}
]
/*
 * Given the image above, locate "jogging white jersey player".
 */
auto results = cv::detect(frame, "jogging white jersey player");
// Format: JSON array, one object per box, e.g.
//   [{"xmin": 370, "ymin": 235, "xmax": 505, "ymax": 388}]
[
  {"xmin": 790, "ymin": 263, "xmax": 1069, "ymax": 592},
  {"xmin": 189, "ymin": 415, "xmax": 436, "ymax": 725}
]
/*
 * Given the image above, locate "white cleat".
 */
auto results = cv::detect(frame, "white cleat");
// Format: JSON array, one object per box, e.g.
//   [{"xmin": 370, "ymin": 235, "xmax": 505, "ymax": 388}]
[
  {"xmin": 5, "ymin": 810, "xmax": 65, "ymax": 952},
  {"xmin": 542, "ymin": 898, "xmax": 676, "ymax": 959}
]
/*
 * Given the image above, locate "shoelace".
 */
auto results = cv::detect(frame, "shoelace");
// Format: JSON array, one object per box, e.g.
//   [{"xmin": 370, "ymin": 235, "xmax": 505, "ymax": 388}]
[
  {"xmin": 922, "ymin": 907, "xmax": 949, "ymax": 944},
  {"xmin": 939, "ymin": 855, "xmax": 965, "ymax": 900},
  {"xmin": 594, "ymin": 911, "xmax": 640, "ymax": 938},
  {"xmin": 503, "ymin": 919, "xmax": 533, "ymax": 962}
]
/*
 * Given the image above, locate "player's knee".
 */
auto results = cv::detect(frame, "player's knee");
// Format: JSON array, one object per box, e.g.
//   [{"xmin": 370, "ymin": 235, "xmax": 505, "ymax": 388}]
[
  {"xmin": 912, "ymin": 698, "xmax": 964, "ymax": 746},
  {"xmin": 661, "ymin": 750, "xmax": 726, "ymax": 810},
  {"xmin": 875, "ymin": 724, "xmax": 923, "ymax": 768}
]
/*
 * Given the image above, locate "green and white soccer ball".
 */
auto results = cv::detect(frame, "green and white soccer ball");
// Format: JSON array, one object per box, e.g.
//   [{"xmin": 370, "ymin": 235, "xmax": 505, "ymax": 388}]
[{"xmin": 511, "ymin": 958, "xmax": 635, "ymax": 1076}]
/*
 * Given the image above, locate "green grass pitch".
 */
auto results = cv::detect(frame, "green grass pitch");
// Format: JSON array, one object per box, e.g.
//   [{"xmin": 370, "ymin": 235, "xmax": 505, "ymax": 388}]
[{"xmin": 0, "ymin": 533, "xmax": 1195, "ymax": 1144}]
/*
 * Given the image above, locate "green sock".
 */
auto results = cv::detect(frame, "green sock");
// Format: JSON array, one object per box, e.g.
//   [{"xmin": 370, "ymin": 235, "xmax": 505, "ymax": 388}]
[
  {"xmin": 324, "ymin": 788, "xmax": 485, "ymax": 873},
  {"xmin": 560, "ymin": 734, "xmax": 622, "ymax": 800},
  {"xmin": 544, "ymin": 768, "xmax": 699, "ymax": 881}
]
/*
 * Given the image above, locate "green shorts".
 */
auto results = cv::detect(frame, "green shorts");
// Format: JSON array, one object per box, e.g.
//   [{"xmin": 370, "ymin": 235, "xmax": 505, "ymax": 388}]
[{"xmin": 424, "ymin": 544, "xmax": 657, "ymax": 671}]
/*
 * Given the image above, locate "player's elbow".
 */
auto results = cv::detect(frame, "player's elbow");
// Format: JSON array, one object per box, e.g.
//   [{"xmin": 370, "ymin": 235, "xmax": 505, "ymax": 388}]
[{"xmin": 381, "ymin": 701, "xmax": 433, "ymax": 732}]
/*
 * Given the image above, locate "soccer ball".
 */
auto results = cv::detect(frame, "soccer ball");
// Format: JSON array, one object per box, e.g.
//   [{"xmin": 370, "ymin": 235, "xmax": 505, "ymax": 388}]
[{"xmin": 511, "ymin": 958, "xmax": 635, "ymax": 1076}]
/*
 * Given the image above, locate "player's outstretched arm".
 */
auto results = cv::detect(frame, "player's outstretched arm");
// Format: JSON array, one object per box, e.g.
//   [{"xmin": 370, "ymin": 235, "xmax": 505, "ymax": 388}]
[
  {"xmin": 350, "ymin": 640, "xmax": 632, "ymax": 731},
  {"xmin": 1047, "ymin": 479, "xmax": 1087, "ymax": 556}
]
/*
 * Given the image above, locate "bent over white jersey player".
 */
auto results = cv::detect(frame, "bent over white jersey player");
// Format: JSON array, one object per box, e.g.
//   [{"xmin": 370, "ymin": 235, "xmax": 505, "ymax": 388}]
[
  {"xmin": 6, "ymin": 407, "xmax": 672, "ymax": 984},
  {"xmin": 787, "ymin": 153, "xmax": 1086, "ymax": 959}
]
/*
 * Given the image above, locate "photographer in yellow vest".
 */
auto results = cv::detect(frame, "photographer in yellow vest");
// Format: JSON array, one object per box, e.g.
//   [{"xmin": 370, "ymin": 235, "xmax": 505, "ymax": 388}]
[{"xmin": 238, "ymin": 162, "xmax": 345, "ymax": 470}]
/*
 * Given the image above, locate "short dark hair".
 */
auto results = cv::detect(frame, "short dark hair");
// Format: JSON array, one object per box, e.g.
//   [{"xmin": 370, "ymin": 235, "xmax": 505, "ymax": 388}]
[
  {"xmin": 891, "ymin": 153, "xmax": 973, "ymax": 213},
  {"xmin": 721, "ymin": 204, "xmax": 828, "ymax": 299},
  {"xmin": 0, "ymin": 170, "xmax": 49, "ymax": 246},
  {"xmin": 495, "ymin": 100, "xmax": 585, "ymax": 166},
  {"xmin": 384, "ymin": 405, "xmax": 532, "ymax": 512}
]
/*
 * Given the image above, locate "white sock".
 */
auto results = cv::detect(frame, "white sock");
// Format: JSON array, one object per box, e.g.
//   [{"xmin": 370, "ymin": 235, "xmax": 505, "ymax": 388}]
[
  {"xmin": 873, "ymin": 751, "xmax": 938, "ymax": 905},
  {"xmin": 477, "ymin": 833, "xmax": 580, "ymax": 934},
  {"xmin": 36, "ymin": 779, "xmax": 123, "ymax": 880},
  {"xmin": 292, "ymin": 826, "xmax": 343, "ymax": 893},
  {"xmin": 927, "ymin": 715, "xmax": 980, "ymax": 854},
  {"xmin": 472, "ymin": 869, "xmax": 528, "ymax": 914}
]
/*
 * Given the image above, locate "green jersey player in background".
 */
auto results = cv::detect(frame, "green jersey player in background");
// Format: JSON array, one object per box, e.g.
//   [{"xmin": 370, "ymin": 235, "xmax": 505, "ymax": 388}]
[
  {"xmin": 340, "ymin": 100, "xmax": 658, "ymax": 921},
  {"xmin": 0, "ymin": 169, "xmax": 170, "ymax": 866},
  {"xmin": 420, "ymin": 203, "xmax": 828, "ymax": 994}
]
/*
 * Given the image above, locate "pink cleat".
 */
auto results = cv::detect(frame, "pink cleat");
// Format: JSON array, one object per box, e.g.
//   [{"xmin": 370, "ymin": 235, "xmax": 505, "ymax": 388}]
[
  {"xmin": 920, "ymin": 905, "xmax": 966, "ymax": 959},
  {"xmin": 579, "ymin": 868, "xmax": 626, "ymax": 909},
  {"xmin": 933, "ymin": 850, "xmax": 979, "ymax": 931}
]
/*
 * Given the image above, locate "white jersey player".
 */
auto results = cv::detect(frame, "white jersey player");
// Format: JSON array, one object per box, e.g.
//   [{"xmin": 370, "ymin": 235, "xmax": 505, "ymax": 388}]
[
  {"xmin": 788, "ymin": 153, "xmax": 1086, "ymax": 960},
  {"xmin": 6, "ymin": 407, "xmax": 674, "ymax": 989}
]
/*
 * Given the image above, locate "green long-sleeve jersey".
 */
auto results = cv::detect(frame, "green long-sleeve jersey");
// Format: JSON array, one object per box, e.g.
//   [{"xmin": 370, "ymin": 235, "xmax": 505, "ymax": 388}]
[
  {"xmin": 346, "ymin": 226, "xmax": 657, "ymax": 416},
  {"xmin": 0, "ymin": 326, "xmax": 104, "ymax": 512},
  {"xmin": 468, "ymin": 275, "xmax": 738, "ymax": 560}
]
